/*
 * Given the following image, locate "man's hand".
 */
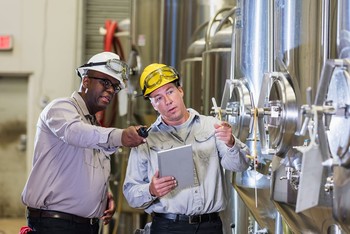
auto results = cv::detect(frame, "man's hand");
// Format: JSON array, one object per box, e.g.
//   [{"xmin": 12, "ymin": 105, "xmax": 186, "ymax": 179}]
[
  {"xmin": 214, "ymin": 122, "xmax": 235, "ymax": 148},
  {"xmin": 121, "ymin": 126, "xmax": 146, "ymax": 147},
  {"xmin": 149, "ymin": 170, "xmax": 177, "ymax": 197},
  {"xmin": 101, "ymin": 192, "xmax": 116, "ymax": 225}
]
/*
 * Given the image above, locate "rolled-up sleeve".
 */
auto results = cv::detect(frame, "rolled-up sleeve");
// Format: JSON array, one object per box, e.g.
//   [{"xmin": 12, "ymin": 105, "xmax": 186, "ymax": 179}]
[{"xmin": 218, "ymin": 135, "xmax": 250, "ymax": 172}]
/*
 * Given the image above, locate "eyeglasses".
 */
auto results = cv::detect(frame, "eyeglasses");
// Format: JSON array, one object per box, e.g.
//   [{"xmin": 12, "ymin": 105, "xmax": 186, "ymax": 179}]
[
  {"xmin": 143, "ymin": 66, "xmax": 179, "ymax": 90},
  {"xmin": 88, "ymin": 76, "xmax": 122, "ymax": 94}
]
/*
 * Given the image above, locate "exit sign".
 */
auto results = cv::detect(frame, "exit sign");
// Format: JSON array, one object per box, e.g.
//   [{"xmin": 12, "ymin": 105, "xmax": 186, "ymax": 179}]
[{"xmin": 0, "ymin": 35, "xmax": 13, "ymax": 51}]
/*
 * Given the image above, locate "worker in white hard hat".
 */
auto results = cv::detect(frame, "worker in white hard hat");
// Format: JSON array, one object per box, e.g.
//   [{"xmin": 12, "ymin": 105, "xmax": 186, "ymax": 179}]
[
  {"xmin": 21, "ymin": 52, "xmax": 146, "ymax": 234},
  {"xmin": 123, "ymin": 63, "xmax": 250, "ymax": 234},
  {"xmin": 76, "ymin": 51, "xmax": 129, "ymax": 113}
]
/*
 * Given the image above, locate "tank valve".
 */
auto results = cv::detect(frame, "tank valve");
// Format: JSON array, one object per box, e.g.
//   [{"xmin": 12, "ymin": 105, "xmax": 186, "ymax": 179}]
[
  {"xmin": 280, "ymin": 166, "xmax": 300, "ymax": 190},
  {"xmin": 324, "ymin": 176, "xmax": 333, "ymax": 193}
]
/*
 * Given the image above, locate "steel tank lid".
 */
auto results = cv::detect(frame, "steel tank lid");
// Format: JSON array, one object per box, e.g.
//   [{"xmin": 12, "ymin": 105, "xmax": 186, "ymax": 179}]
[
  {"xmin": 187, "ymin": 38, "xmax": 206, "ymax": 58},
  {"xmin": 210, "ymin": 26, "xmax": 232, "ymax": 49}
]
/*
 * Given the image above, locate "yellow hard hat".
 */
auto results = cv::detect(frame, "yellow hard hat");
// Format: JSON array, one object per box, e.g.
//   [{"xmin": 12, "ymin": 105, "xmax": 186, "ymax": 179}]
[{"xmin": 140, "ymin": 63, "xmax": 180, "ymax": 97}]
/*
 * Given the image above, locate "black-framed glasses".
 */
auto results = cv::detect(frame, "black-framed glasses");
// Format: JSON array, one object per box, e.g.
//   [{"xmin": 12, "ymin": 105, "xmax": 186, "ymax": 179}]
[{"xmin": 88, "ymin": 76, "xmax": 122, "ymax": 94}]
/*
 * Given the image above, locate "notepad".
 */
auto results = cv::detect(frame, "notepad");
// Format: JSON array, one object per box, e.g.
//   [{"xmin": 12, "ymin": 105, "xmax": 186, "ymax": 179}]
[{"xmin": 157, "ymin": 144, "xmax": 194, "ymax": 189}]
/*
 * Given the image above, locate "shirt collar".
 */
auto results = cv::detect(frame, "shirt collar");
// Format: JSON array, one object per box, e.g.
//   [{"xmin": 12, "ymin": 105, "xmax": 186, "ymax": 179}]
[
  {"xmin": 71, "ymin": 91, "xmax": 91, "ymax": 118},
  {"xmin": 154, "ymin": 108, "xmax": 200, "ymax": 130}
]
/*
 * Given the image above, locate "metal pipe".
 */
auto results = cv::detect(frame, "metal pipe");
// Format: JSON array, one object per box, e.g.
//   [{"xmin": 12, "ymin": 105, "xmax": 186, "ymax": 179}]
[
  {"xmin": 268, "ymin": 0, "xmax": 274, "ymax": 72},
  {"xmin": 233, "ymin": 190, "xmax": 249, "ymax": 234},
  {"xmin": 275, "ymin": 211, "xmax": 283, "ymax": 234},
  {"xmin": 337, "ymin": 0, "xmax": 350, "ymax": 58},
  {"xmin": 322, "ymin": 0, "xmax": 331, "ymax": 63},
  {"xmin": 230, "ymin": 18, "xmax": 237, "ymax": 81}
]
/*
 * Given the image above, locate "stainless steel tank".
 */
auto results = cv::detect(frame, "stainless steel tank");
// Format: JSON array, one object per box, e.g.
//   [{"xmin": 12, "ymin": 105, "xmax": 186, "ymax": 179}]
[
  {"xmin": 195, "ymin": 6, "xmax": 254, "ymax": 234},
  {"xmin": 311, "ymin": 59, "xmax": 350, "ymax": 234},
  {"xmin": 202, "ymin": 7, "xmax": 237, "ymax": 115},
  {"xmin": 180, "ymin": 22, "xmax": 207, "ymax": 113},
  {"xmin": 332, "ymin": 1, "xmax": 350, "ymax": 231},
  {"xmin": 224, "ymin": 1, "xmax": 278, "ymax": 233},
  {"xmin": 256, "ymin": 0, "xmax": 339, "ymax": 233},
  {"xmin": 337, "ymin": 0, "xmax": 350, "ymax": 59},
  {"xmin": 129, "ymin": 0, "xmax": 234, "ymax": 125},
  {"xmin": 298, "ymin": 1, "xmax": 350, "ymax": 232},
  {"xmin": 221, "ymin": 0, "xmax": 342, "ymax": 233},
  {"xmin": 131, "ymin": 0, "xmax": 234, "ymax": 71},
  {"xmin": 258, "ymin": 0, "xmax": 327, "ymax": 156}
]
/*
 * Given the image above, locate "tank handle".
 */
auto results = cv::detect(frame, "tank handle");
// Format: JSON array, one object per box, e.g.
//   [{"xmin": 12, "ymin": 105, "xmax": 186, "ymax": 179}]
[
  {"xmin": 205, "ymin": 6, "xmax": 238, "ymax": 50},
  {"xmin": 189, "ymin": 21, "xmax": 209, "ymax": 44}
]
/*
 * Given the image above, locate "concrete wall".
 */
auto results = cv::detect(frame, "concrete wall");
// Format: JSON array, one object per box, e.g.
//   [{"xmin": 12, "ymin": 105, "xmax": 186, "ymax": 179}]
[{"xmin": 0, "ymin": 0, "xmax": 83, "ymax": 217}]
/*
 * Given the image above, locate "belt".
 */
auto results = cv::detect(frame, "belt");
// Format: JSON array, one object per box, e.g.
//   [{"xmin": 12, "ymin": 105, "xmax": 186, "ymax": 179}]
[
  {"xmin": 27, "ymin": 207, "xmax": 99, "ymax": 225},
  {"xmin": 153, "ymin": 212, "xmax": 219, "ymax": 224}
]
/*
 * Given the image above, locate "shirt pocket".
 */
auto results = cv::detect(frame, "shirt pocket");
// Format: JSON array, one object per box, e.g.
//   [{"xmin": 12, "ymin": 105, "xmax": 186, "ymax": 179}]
[
  {"xmin": 194, "ymin": 132, "xmax": 217, "ymax": 158},
  {"xmin": 149, "ymin": 144, "xmax": 175, "ymax": 152},
  {"xmin": 84, "ymin": 149, "xmax": 105, "ymax": 168},
  {"xmin": 148, "ymin": 136, "xmax": 175, "ymax": 152},
  {"xmin": 148, "ymin": 142, "xmax": 180, "ymax": 172}
]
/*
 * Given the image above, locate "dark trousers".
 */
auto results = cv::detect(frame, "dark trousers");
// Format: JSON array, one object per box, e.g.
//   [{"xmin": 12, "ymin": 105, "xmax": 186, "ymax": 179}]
[
  {"xmin": 28, "ymin": 217, "xmax": 99, "ymax": 234},
  {"xmin": 150, "ymin": 216, "xmax": 223, "ymax": 234}
]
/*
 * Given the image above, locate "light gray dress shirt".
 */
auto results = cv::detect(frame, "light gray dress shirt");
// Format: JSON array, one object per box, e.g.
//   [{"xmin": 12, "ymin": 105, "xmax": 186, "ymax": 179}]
[
  {"xmin": 123, "ymin": 108, "xmax": 250, "ymax": 216},
  {"xmin": 22, "ymin": 91, "xmax": 123, "ymax": 218}
]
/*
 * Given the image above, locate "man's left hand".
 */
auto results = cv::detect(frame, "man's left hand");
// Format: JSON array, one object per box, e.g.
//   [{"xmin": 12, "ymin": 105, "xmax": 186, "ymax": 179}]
[
  {"xmin": 214, "ymin": 122, "xmax": 235, "ymax": 148},
  {"xmin": 101, "ymin": 192, "xmax": 116, "ymax": 225}
]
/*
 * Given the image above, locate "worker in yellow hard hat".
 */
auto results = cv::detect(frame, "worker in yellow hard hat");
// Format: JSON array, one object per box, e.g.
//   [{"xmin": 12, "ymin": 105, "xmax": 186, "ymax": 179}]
[
  {"xmin": 139, "ymin": 63, "xmax": 187, "ymax": 126},
  {"xmin": 140, "ymin": 63, "xmax": 181, "ymax": 97},
  {"xmin": 123, "ymin": 63, "xmax": 250, "ymax": 234}
]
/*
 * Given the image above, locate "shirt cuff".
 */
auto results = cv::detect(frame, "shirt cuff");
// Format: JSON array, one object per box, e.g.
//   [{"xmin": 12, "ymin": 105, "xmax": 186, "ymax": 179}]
[
  {"xmin": 138, "ymin": 184, "xmax": 157, "ymax": 205},
  {"xmin": 228, "ymin": 135, "xmax": 240, "ymax": 152},
  {"xmin": 107, "ymin": 128, "xmax": 124, "ymax": 146}
]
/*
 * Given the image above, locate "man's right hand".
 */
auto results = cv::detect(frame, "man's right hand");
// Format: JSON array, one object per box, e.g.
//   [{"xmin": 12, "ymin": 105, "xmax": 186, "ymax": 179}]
[
  {"xmin": 149, "ymin": 170, "xmax": 177, "ymax": 197},
  {"xmin": 121, "ymin": 126, "xmax": 146, "ymax": 147}
]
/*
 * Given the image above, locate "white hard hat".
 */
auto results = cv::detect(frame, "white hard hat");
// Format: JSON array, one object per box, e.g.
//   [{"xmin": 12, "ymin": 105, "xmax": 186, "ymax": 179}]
[{"xmin": 76, "ymin": 52, "xmax": 129, "ymax": 89}]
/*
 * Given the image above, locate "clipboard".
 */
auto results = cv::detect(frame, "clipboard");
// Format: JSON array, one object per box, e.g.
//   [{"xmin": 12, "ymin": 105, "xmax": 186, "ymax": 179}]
[{"xmin": 157, "ymin": 144, "xmax": 194, "ymax": 189}]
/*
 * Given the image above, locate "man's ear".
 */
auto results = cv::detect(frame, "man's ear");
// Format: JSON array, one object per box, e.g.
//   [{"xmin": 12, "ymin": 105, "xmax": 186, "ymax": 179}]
[
  {"xmin": 177, "ymin": 86, "xmax": 184, "ymax": 98},
  {"xmin": 82, "ymin": 76, "xmax": 89, "ymax": 89},
  {"xmin": 151, "ymin": 102, "xmax": 158, "ymax": 112},
  {"xmin": 149, "ymin": 99, "xmax": 158, "ymax": 112}
]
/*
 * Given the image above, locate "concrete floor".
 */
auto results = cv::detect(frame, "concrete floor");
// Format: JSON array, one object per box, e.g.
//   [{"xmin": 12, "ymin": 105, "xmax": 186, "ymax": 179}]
[{"xmin": 0, "ymin": 218, "xmax": 27, "ymax": 234}]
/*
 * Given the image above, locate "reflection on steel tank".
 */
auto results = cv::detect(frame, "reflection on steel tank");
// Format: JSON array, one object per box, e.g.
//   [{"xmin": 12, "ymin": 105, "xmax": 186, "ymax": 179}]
[
  {"xmin": 230, "ymin": 1, "xmax": 278, "ymax": 233},
  {"xmin": 180, "ymin": 21, "xmax": 207, "ymax": 114},
  {"xmin": 202, "ymin": 7, "xmax": 236, "ymax": 116},
  {"xmin": 295, "ymin": 0, "xmax": 350, "ymax": 233},
  {"xmin": 129, "ymin": 0, "xmax": 235, "ymax": 127},
  {"xmin": 209, "ymin": 0, "xmax": 348, "ymax": 233},
  {"xmin": 131, "ymin": 0, "xmax": 235, "ymax": 71},
  {"xmin": 257, "ymin": 0, "xmax": 341, "ymax": 233},
  {"xmin": 331, "ymin": 3, "xmax": 350, "ymax": 231}
]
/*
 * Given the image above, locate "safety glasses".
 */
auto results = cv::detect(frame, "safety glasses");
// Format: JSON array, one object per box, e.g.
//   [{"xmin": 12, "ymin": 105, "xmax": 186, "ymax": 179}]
[
  {"xmin": 78, "ymin": 59, "xmax": 130, "ymax": 81},
  {"xmin": 143, "ymin": 66, "xmax": 179, "ymax": 90}
]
